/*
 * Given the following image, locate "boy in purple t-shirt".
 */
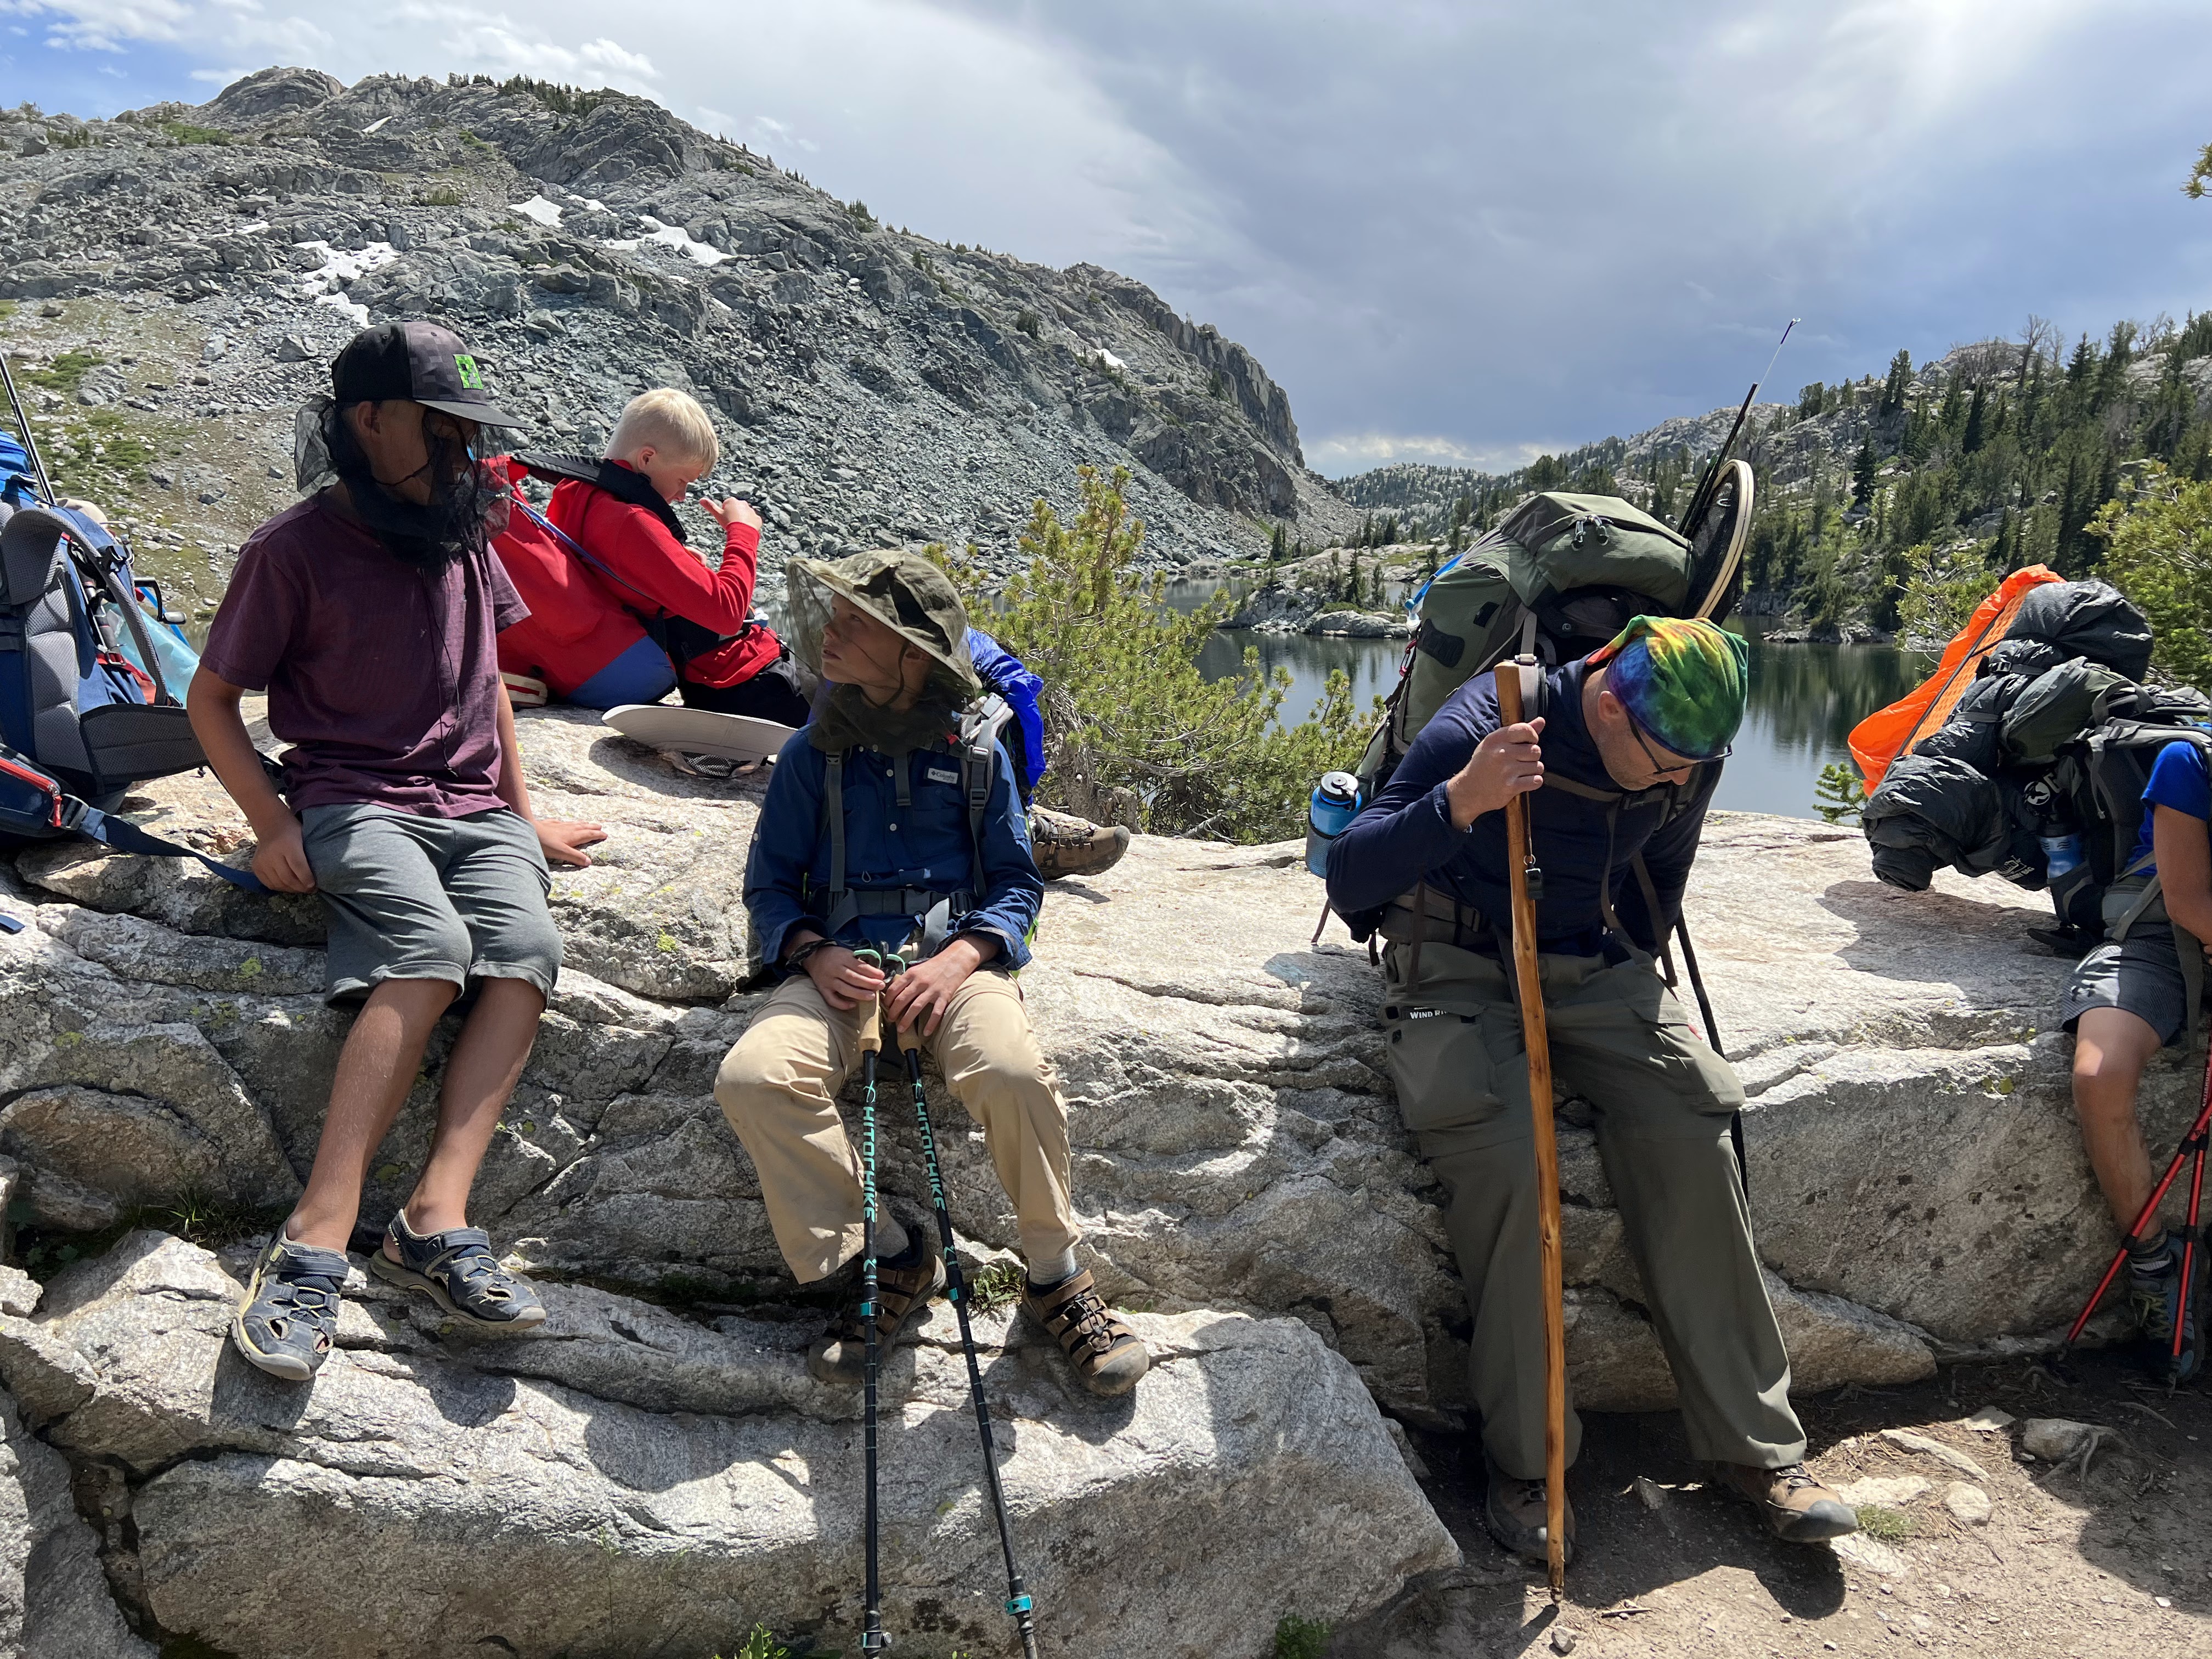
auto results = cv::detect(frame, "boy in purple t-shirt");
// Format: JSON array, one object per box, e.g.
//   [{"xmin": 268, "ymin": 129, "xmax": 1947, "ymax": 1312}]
[
  {"xmin": 2063, "ymin": 736, "xmax": 2212, "ymax": 1382},
  {"xmin": 189, "ymin": 321, "xmax": 605, "ymax": 1382}
]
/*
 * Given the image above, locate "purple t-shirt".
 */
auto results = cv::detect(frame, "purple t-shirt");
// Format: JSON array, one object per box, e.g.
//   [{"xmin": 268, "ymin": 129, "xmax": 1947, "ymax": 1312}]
[{"xmin": 202, "ymin": 494, "xmax": 528, "ymax": 816}]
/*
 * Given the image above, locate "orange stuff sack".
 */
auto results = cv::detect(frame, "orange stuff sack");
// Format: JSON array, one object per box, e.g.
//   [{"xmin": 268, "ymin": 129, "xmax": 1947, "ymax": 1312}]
[{"xmin": 1848, "ymin": 566, "xmax": 2065, "ymax": 792}]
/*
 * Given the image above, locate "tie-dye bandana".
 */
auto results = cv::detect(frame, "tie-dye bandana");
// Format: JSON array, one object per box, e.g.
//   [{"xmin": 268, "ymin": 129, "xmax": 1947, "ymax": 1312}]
[{"xmin": 1585, "ymin": 616, "xmax": 1750, "ymax": 763}]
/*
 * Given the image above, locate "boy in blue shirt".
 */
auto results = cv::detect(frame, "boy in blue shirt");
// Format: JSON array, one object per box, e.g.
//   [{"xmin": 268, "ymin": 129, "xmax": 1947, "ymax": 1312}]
[
  {"xmin": 714, "ymin": 552, "xmax": 1149, "ymax": 1397},
  {"xmin": 2064, "ymin": 737, "xmax": 2212, "ymax": 1381}
]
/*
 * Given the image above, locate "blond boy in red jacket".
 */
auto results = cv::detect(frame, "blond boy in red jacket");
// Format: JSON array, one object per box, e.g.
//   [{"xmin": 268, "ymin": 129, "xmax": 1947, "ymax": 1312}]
[{"xmin": 495, "ymin": 390, "xmax": 810, "ymax": 722}]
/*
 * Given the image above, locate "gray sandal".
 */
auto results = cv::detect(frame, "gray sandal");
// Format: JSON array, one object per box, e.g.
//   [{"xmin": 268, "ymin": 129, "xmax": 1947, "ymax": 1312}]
[{"xmin": 368, "ymin": 1215, "xmax": 546, "ymax": 1333}]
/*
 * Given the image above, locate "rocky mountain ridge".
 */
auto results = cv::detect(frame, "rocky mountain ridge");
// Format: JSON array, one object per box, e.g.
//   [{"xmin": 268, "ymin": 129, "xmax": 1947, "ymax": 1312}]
[{"xmin": 0, "ymin": 66, "xmax": 1358, "ymax": 611}]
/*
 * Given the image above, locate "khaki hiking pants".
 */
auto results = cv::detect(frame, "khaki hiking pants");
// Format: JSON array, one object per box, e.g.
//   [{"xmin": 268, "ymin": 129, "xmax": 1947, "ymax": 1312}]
[
  {"xmin": 1385, "ymin": 939, "xmax": 1806, "ymax": 1480},
  {"xmin": 715, "ymin": 967, "xmax": 1080, "ymax": 1284}
]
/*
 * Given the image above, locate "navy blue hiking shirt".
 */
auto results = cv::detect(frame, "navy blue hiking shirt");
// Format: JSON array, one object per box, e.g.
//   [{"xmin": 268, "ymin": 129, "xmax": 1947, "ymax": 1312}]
[
  {"xmin": 1325, "ymin": 659, "xmax": 1719, "ymax": 956},
  {"xmin": 746, "ymin": 726, "xmax": 1043, "ymax": 974}
]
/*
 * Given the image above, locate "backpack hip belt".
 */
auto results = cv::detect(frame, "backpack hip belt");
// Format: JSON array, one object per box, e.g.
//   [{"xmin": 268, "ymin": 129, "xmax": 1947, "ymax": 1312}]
[
  {"xmin": 1378, "ymin": 883, "xmax": 1489, "ymax": 949},
  {"xmin": 825, "ymin": 885, "xmax": 978, "ymax": 932}
]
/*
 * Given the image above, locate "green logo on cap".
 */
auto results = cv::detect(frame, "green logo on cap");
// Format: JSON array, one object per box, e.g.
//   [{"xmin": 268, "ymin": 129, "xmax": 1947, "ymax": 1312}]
[{"xmin": 453, "ymin": 353, "xmax": 484, "ymax": 391}]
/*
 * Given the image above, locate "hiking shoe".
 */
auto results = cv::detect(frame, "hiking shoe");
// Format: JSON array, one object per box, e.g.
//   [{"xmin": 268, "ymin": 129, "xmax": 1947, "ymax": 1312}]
[
  {"xmin": 1023, "ymin": 1267, "xmax": 1149, "ymax": 1396},
  {"xmin": 1481, "ymin": 1450, "xmax": 1576, "ymax": 1567},
  {"xmin": 2128, "ymin": 1240, "xmax": 2205, "ymax": 1383},
  {"xmin": 810, "ymin": 1227, "xmax": 946, "ymax": 1385},
  {"xmin": 1713, "ymin": 1462, "xmax": 1859, "ymax": 1543},
  {"xmin": 1029, "ymin": 808, "xmax": 1131, "ymax": 881},
  {"xmin": 232, "ymin": 1230, "xmax": 349, "ymax": 1382},
  {"xmin": 368, "ymin": 1214, "xmax": 546, "ymax": 1333}
]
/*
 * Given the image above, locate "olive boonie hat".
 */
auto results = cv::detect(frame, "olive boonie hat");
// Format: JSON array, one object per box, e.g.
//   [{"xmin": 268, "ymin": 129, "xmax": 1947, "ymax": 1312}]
[
  {"xmin": 787, "ymin": 550, "xmax": 979, "ymax": 694},
  {"xmin": 330, "ymin": 319, "xmax": 524, "ymax": 427}
]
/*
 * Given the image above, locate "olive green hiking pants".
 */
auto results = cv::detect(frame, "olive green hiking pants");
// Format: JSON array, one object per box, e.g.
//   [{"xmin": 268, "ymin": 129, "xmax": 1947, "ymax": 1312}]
[{"xmin": 1384, "ymin": 939, "xmax": 1806, "ymax": 1480}]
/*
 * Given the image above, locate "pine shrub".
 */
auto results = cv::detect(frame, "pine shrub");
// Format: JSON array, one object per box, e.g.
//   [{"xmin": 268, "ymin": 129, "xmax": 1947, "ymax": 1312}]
[{"xmin": 938, "ymin": 466, "xmax": 1372, "ymax": 842}]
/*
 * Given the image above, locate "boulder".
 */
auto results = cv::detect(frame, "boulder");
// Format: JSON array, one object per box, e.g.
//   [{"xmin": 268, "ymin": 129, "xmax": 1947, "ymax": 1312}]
[
  {"xmin": 1305, "ymin": 607, "xmax": 1411, "ymax": 639},
  {"xmin": 0, "ymin": 1232, "xmax": 1453, "ymax": 1659},
  {"xmin": 205, "ymin": 67, "xmax": 345, "ymax": 127},
  {"xmin": 0, "ymin": 710, "xmax": 2182, "ymax": 1435},
  {"xmin": 0, "ymin": 1257, "xmax": 153, "ymax": 1658}
]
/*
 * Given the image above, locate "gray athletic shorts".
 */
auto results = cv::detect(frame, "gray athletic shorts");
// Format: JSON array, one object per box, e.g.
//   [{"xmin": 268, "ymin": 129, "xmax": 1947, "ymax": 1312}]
[
  {"xmin": 301, "ymin": 803, "xmax": 560, "ymax": 1006},
  {"xmin": 2063, "ymin": 923, "xmax": 2189, "ymax": 1047}
]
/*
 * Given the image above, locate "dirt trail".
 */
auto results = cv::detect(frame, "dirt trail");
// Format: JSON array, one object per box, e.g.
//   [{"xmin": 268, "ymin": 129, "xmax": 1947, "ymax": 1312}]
[{"xmin": 1336, "ymin": 1351, "xmax": 2210, "ymax": 1658}]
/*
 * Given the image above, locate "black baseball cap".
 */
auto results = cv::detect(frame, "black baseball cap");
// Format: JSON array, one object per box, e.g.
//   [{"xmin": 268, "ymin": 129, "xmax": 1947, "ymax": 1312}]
[{"xmin": 329, "ymin": 319, "xmax": 524, "ymax": 427}]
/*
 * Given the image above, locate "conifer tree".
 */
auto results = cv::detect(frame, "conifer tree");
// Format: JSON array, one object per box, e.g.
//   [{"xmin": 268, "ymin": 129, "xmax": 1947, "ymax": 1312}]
[
  {"xmin": 1937, "ymin": 377, "xmax": 1966, "ymax": 444},
  {"xmin": 1961, "ymin": 385, "xmax": 1988, "ymax": 454},
  {"xmin": 939, "ymin": 465, "xmax": 1370, "ymax": 841},
  {"xmin": 1880, "ymin": 351, "xmax": 1913, "ymax": 417},
  {"xmin": 1903, "ymin": 402, "xmax": 1934, "ymax": 462},
  {"xmin": 1852, "ymin": 440, "xmax": 1878, "ymax": 506},
  {"xmin": 2066, "ymin": 334, "xmax": 2097, "ymax": 396}
]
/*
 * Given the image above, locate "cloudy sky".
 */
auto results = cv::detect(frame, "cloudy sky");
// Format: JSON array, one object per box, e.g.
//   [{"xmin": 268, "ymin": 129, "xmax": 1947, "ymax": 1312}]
[{"xmin": 5, "ymin": 1, "xmax": 2210, "ymax": 476}]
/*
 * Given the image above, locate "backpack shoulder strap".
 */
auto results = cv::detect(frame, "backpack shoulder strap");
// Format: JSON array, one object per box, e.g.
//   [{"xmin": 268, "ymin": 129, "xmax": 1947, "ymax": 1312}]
[
  {"xmin": 823, "ymin": 749, "xmax": 848, "ymax": 904},
  {"xmin": 0, "ymin": 744, "xmax": 265, "ymax": 891},
  {"xmin": 959, "ymin": 696, "xmax": 1014, "ymax": 897},
  {"xmin": 515, "ymin": 498, "xmax": 672, "ymax": 617},
  {"xmin": 71, "ymin": 802, "xmax": 268, "ymax": 891}
]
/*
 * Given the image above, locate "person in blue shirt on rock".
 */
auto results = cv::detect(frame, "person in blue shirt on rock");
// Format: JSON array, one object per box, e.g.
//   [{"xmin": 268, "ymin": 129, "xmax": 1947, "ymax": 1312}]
[
  {"xmin": 714, "ymin": 551, "xmax": 1149, "ymax": 1397},
  {"xmin": 2063, "ymin": 736, "xmax": 2212, "ymax": 1382},
  {"xmin": 1325, "ymin": 617, "xmax": 1858, "ymax": 1567}
]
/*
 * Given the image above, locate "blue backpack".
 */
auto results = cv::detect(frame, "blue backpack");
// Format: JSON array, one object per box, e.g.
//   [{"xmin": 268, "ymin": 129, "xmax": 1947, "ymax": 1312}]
[
  {"xmin": 0, "ymin": 496, "xmax": 263, "ymax": 889},
  {"xmin": 0, "ymin": 435, "xmax": 35, "ymax": 509},
  {"xmin": 966, "ymin": 628, "xmax": 1045, "ymax": 803}
]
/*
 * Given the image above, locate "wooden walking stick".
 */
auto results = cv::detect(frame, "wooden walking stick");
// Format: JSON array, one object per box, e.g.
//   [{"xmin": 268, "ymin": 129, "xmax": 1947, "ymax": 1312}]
[{"xmin": 1493, "ymin": 654, "xmax": 1570, "ymax": 1601}]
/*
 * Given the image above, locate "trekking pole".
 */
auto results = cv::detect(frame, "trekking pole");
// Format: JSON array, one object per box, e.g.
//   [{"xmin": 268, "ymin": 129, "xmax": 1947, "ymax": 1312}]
[
  {"xmin": 855, "ymin": 947, "xmax": 889, "ymax": 1657},
  {"xmin": 1674, "ymin": 917, "xmax": 1751, "ymax": 1199},
  {"xmin": 884, "ymin": 954, "xmax": 1043, "ymax": 1659},
  {"xmin": 1677, "ymin": 319, "xmax": 1797, "ymax": 545},
  {"xmin": 0, "ymin": 347, "xmax": 58, "ymax": 505},
  {"xmin": 1492, "ymin": 656, "xmax": 1570, "ymax": 1602},
  {"xmin": 2063, "ymin": 1045, "xmax": 2212, "ymax": 1362}
]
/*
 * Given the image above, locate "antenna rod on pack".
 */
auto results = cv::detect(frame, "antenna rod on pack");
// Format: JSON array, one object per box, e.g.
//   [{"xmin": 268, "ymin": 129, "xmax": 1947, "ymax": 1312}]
[
  {"xmin": 0, "ymin": 347, "xmax": 58, "ymax": 505},
  {"xmin": 1678, "ymin": 318, "xmax": 1797, "ymax": 543}
]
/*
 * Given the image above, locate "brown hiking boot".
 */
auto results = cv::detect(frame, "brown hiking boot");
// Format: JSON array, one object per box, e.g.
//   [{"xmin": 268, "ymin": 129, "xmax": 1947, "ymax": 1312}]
[
  {"xmin": 808, "ymin": 1227, "xmax": 946, "ymax": 1385},
  {"xmin": 1482, "ymin": 1451, "xmax": 1577, "ymax": 1567},
  {"xmin": 1023, "ymin": 1267, "xmax": 1149, "ymax": 1396},
  {"xmin": 1713, "ymin": 1462, "xmax": 1860, "ymax": 1543},
  {"xmin": 1029, "ymin": 808, "xmax": 1131, "ymax": 881}
]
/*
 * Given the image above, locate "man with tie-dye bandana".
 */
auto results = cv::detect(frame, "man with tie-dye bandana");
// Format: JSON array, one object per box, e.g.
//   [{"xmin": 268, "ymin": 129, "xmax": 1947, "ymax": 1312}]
[{"xmin": 1325, "ymin": 616, "xmax": 1860, "ymax": 1567}]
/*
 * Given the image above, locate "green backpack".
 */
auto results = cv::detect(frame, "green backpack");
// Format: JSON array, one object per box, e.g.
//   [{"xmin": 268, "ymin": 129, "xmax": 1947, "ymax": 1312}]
[{"xmin": 1356, "ymin": 490, "xmax": 1699, "ymax": 795}]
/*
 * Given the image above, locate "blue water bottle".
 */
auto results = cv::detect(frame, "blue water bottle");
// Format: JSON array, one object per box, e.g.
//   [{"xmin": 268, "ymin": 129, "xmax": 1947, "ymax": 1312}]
[
  {"xmin": 2040, "ymin": 832, "xmax": 2084, "ymax": 880},
  {"xmin": 1306, "ymin": 771, "xmax": 1362, "ymax": 877}
]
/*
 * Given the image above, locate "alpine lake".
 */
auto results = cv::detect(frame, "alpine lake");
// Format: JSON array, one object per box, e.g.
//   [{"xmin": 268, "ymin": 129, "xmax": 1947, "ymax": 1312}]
[{"xmin": 1170, "ymin": 579, "xmax": 1927, "ymax": 821}]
